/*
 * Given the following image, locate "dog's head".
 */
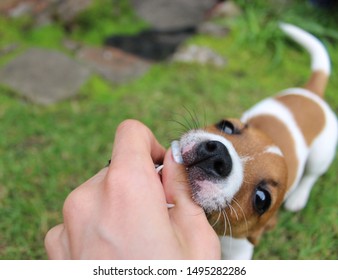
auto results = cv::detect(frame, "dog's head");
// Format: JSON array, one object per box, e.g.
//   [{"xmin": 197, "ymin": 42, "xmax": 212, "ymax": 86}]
[{"xmin": 172, "ymin": 118, "xmax": 288, "ymax": 244}]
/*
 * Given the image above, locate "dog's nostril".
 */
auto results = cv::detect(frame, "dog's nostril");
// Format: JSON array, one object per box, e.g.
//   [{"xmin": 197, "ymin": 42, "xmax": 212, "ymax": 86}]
[
  {"xmin": 214, "ymin": 159, "xmax": 226, "ymax": 176},
  {"xmin": 193, "ymin": 140, "xmax": 233, "ymax": 178},
  {"xmin": 206, "ymin": 141, "xmax": 217, "ymax": 152}
]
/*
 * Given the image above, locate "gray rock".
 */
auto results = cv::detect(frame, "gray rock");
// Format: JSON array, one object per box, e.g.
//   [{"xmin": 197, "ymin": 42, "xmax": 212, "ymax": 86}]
[
  {"xmin": 7, "ymin": 1, "xmax": 32, "ymax": 18},
  {"xmin": 197, "ymin": 22, "xmax": 230, "ymax": 37},
  {"xmin": 56, "ymin": 0, "xmax": 93, "ymax": 24},
  {"xmin": 209, "ymin": 1, "xmax": 242, "ymax": 19},
  {"xmin": 131, "ymin": 0, "xmax": 218, "ymax": 30},
  {"xmin": 0, "ymin": 0, "xmax": 19, "ymax": 12},
  {"xmin": 0, "ymin": 0, "xmax": 93, "ymax": 25},
  {"xmin": 172, "ymin": 45, "xmax": 226, "ymax": 67},
  {"xmin": 0, "ymin": 48, "xmax": 91, "ymax": 105},
  {"xmin": 77, "ymin": 46, "xmax": 151, "ymax": 84}
]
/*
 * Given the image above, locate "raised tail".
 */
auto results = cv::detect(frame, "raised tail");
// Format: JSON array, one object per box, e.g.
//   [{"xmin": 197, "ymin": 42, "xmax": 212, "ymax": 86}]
[{"xmin": 279, "ymin": 22, "xmax": 330, "ymax": 97}]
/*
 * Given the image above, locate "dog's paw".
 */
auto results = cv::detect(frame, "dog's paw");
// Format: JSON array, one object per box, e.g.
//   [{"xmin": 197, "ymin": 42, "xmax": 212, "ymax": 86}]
[{"xmin": 284, "ymin": 190, "xmax": 309, "ymax": 212}]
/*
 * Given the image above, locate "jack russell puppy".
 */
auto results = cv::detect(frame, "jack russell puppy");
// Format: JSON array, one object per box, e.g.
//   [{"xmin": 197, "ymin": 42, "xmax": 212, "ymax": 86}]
[{"xmin": 169, "ymin": 23, "xmax": 338, "ymax": 259}]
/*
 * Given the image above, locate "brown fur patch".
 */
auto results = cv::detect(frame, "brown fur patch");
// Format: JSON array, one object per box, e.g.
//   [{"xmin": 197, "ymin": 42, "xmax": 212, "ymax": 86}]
[
  {"xmin": 247, "ymin": 115, "xmax": 298, "ymax": 191},
  {"xmin": 276, "ymin": 94, "xmax": 325, "ymax": 146},
  {"xmin": 304, "ymin": 70, "xmax": 328, "ymax": 97}
]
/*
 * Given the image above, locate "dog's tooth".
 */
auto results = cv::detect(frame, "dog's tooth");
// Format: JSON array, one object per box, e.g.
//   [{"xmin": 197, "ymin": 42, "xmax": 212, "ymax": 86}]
[
  {"xmin": 171, "ymin": 140, "xmax": 184, "ymax": 164},
  {"xmin": 155, "ymin": 164, "xmax": 164, "ymax": 174}
]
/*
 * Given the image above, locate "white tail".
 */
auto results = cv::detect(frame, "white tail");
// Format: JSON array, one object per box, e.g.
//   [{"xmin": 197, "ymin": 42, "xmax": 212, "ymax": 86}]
[
  {"xmin": 280, "ymin": 22, "xmax": 331, "ymax": 97},
  {"xmin": 279, "ymin": 22, "xmax": 331, "ymax": 75}
]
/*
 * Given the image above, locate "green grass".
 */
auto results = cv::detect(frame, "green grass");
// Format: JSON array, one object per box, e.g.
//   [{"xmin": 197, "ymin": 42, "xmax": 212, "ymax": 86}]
[{"xmin": 0, "ymin": 0, "xmax": 337, "ymax": 259}]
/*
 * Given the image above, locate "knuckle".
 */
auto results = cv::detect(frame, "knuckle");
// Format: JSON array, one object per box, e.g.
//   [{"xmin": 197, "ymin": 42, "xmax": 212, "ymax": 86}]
[
  {"xmin": 62, "ymin": 188, "xmax": 86, "ymax": 221},
  {"xmin": 116, "ymin": 119, "xmax": 148, "ymax": 135},
  {"xmin": 105, "ymin": 166, "xmax": 135, "ymax": 193}
]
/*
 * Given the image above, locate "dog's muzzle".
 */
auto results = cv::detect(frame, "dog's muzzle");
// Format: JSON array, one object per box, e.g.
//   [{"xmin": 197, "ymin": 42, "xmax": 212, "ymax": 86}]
[{"xmin": 171, "ymin": 133, "xmax": 244, "ymax": 213}]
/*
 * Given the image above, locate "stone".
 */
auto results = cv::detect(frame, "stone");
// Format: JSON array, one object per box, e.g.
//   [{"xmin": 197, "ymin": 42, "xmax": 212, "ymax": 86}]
[
  {"xmin": 0, "ymin": 0, "xmax": 49, "ymax": 17},
  {"xmin": 62, "ymin": 39, "xmax": 82, "ymax": 53},
  {"xmin": 131, "ymin": 0, "xmax": 219, "ymax": 30},
  {"xmin": 56, "ymin": 0, "xmax": 93, "ymax": 24},
  {"xmin": 77, "ymin": 46, "xmax": 151, "ymax": 84},
  {"xmin": 197, "ymin": 22, "xmax": 230, "ymax": 37},
  {"xmin": 0, "ymin": 0, "xmax": 20, "ymax": 12},
  {"xmin": 7, "ymin": 1, "xmax": 33, "ymax": 18},
  {"xmin": 172, "ymin": 45, "xmax": 226, "ymax": 67},
  {"xmin": 0, "ymin": 48, "xmax": 91, "ymax": 105},
  {"xmin": 107, "ymin": 0, "xmax": 221, "ymax": 61},
  {"xmin": 0, "ymin": 0, "xmax": 93, "ymax": 25},
  {"xmin": 209, "ymin": 1, "xmax": 242, "ymax": 19}
]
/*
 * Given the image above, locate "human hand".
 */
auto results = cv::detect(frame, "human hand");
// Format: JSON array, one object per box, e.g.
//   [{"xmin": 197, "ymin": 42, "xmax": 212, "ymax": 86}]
[{"xmin": 45, "ymin": 120, "xmax": 220, "ymax": 259}]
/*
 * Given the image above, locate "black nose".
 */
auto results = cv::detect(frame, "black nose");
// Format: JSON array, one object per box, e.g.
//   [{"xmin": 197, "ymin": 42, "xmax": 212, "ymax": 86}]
[{"xmin": 193, "ymin": 141, "xmax": 232, "ymax": 178}]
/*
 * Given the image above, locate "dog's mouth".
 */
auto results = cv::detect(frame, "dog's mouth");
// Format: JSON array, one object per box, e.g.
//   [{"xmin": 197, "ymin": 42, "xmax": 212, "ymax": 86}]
[{"xmin": 171, "ymin": 132, "xmax": 244, "ymax": 213}]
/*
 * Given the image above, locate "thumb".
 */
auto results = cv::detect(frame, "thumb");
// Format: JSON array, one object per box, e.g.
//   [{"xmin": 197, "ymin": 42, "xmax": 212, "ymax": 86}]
[
  {"xmin": 162, "ymin": 147, "xmax": 220, "ymax": 259},
  {"xmin": 162, "ymin": 147, "xmax": 202, "ymax": 214}
]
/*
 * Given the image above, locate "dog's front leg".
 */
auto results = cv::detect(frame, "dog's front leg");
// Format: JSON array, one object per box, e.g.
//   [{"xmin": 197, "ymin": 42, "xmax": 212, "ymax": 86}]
[{"xmin": 220, "ymin": 236, "xmax": 254, "ymax": 260}]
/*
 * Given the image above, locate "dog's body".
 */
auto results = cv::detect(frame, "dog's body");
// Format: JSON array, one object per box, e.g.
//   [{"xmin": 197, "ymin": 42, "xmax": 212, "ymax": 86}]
[{"xmin": 171, "ymin": 23, "xmax": 338, "ymax": 259}]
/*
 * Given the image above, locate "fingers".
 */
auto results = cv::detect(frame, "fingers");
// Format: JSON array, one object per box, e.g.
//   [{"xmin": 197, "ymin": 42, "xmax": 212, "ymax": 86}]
[
  {"xmin": 105, "ymin": 120, "xmax": 167, "ymax": 207},
  {"xmin": 109, "ymin": 120, "xmax": 165, "ymax": 170},
  {"xmin": 45, "ymin": 168, "xmax": 108, "ymax": 260},
  {"xmin": 44, "ymin": 224, "xmax": 69, "ymax": 259}
]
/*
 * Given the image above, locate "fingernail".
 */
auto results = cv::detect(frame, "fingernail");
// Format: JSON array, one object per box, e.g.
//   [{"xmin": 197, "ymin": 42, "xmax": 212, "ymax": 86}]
[{"xmin": 171, "ymin": 141, "xmax": 183, "ymax": 164}]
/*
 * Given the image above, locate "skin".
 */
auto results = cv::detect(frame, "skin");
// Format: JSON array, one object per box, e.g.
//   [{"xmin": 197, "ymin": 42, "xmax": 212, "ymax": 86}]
[{"xmin": 44, "ymin": 119, "xmax": 220, "ymax": 260}]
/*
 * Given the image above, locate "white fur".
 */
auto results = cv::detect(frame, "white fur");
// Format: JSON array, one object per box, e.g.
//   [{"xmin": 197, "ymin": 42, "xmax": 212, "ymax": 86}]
[
  {"xmin": 264, "ymin": 145, "xmax": 284, "ymax": 157},
  {"xmin": 178, "ymin": 130, "xmax": 244, "ymax": 212},
  {"xmin": 279, "ymin": 23, "xmax": 331, "ymax": 74},
  {"xmin": 220, "ymin": 236, "xmax": 254, "ymax": 260}
]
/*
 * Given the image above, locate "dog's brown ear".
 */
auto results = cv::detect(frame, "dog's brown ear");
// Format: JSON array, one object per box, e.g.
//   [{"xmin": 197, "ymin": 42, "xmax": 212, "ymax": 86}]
[
  {"xmin": 247, "ymin": 215, "xmax": 278, "ymax": 245},
  {"xmin": 265, "ymin": 214, "xmax": 278, "ymax": 231},
  {"xmin": 247, "ymin": 228, "xmax": 264, "ymax": 245}
]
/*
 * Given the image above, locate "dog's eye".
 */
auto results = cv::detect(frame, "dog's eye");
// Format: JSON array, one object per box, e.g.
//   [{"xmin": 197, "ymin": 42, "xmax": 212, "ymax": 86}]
[
  {"xmin": 216, "ymin": 120, "xmax": 235, "ymax": 135},
  {"xmin": 253, "ymin": 185, "xmax": 271, "ymax": 215}
]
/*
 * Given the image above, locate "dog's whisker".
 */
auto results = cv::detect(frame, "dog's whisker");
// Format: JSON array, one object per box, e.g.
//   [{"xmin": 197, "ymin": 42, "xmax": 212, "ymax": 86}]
[
  {"xmin": 228, "ymin": 204, "xmax": 239, "ymax": 221},
  {"xmin": 228, "ymin": 203, "xmax": 234, "ymax": 216},
  {"xmin": 169, "ymin": 118, "xmax": 191, "ymax": 133},
  {"xmin": 211, "ymin": 209, "xmax": 222, "ymax": 228},
  {"xmin": 232, "ymin": 198, "xmax": 249, "ymax": 236},
  {"xmin": 202, "ymin": 108, "xmax": 207, "ymax": 129},
  {"xmin": 223, "ymin": 209, "xmax": 232, "ymax": 237},
  {"xmin": 182, "ymin": 114, "xmax": 195, "ymax": 131},
  {"xmin": 224, "ymin": 208, "xmax": 233, "ymax": 254},
  {"xmin": 221, "ymin": 210, "xmax": 227, "ymax": 237},
  {"xmin": 192, "ymin": 109, "xmax": 201, "ymax": 129},
  {"xmin": 170, "ymin": 109, "xmax": 200, "ymax": 134},
  {"xmin": 183, "ymin": 106, "xmax": 201, "ymax": 130}
]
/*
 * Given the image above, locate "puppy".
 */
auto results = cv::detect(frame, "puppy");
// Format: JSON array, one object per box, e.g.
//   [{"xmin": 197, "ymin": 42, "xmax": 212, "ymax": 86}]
[{"xmin": 171, "ymin": 23, "xmax": 338, "ymax": 259}]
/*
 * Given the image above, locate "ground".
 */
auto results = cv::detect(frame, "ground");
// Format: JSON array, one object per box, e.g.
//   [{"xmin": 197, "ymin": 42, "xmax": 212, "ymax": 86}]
[{"xmin": 0, "ymin": 0, "xmax": 337, "ymax": 259}]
